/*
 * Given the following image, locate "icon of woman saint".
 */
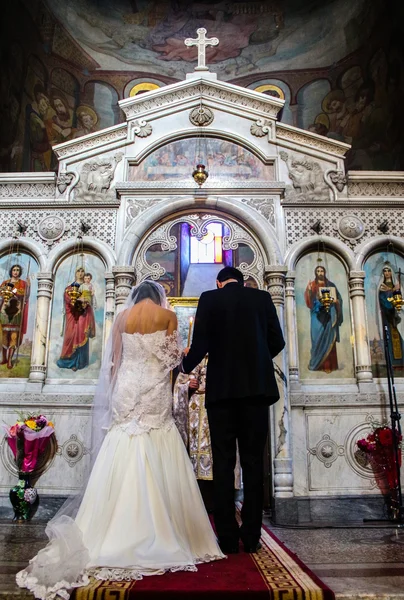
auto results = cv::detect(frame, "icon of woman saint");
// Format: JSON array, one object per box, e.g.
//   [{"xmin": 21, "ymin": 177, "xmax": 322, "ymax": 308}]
[
  {"xmin": 378, "ymin": 264, "xmax": 404, "ymax": 367},
  {"xmin": 57, "ymin": 266, "xmax": 96, "ymax": 372},
  {"xmin": 0, "ymin": 264, "xmax": 30, "ymax": 369},
  {"xmin": 304, "ymin": 264, "xmax": 343, "ymax": 374}
]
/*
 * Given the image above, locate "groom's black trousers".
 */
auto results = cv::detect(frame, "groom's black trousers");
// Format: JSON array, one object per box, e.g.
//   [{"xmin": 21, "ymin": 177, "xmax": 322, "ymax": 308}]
[{"xmin": 207, "ymin": 397, "xmax": 269, "ymax": 548}]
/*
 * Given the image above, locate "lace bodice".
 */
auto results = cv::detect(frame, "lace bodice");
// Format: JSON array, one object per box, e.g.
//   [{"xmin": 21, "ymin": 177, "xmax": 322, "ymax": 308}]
[{"xmin": 111, "ymin": 330, "xmax": 183, "ymax": 436}]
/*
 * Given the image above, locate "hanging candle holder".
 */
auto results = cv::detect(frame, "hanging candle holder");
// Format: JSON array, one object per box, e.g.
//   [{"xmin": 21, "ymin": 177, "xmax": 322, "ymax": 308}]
[
  {"xmin": 0, "ymin": 282, "xmax": 16, "ymax": 303},
  {"xmin": 319, "ymin": 288, "xmax": 334, "ymax": 313},
  {"xmin": 66, "ymin": 282, "xmax": 82, "ymax": 306},
  {"xmin": 385, "ymin": 245, "xmax": 403, "ymax": 312},
  {"xmin": 387, "ymin": 290, "xmax": 403, "ymax": 312},
  {"xmin": 192, "ymin": 163, "xmax": 209, "ymax": 187}
]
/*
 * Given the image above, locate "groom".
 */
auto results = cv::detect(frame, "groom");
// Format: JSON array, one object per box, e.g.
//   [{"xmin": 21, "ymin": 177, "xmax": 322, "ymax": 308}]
[{"xmin": 182, "ymin": 267, "xmax": 285, "ymax": 554}]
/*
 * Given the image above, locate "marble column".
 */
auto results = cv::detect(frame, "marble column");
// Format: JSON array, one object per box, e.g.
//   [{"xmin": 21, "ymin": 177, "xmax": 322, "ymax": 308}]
[
  {"xmin": 285, "ymin": 271, "xmax": 300, "ymax": 388},
  {"xmin": 349, "ymin": 270, "xmax": 373, "ymax": 387},
  {"xmin": 265, "ymin": 265, "xmax": 293, "ymax": 498},
  {"xmin": 113, "ymin": 266, "xmax": 135, "ymax": 313},
  {"xmin": 28, "ymin": 272, "xmax": 54, "ymax": 385},
  {"xmin": 103, "ymin": 272, "xmax": 115, "ymax": 347}
]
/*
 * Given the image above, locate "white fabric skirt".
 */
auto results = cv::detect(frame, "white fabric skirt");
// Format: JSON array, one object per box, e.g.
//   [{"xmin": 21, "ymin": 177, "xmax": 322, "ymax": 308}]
[{"xmin": 17, "ymin": 424, "xmax": 224, "ymax": 600}]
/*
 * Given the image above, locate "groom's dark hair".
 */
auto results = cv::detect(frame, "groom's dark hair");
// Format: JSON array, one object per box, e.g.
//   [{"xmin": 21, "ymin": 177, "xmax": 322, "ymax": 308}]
[{"xmin": 216, "ymin": 267, "xmax": 244, "ymax": 285}]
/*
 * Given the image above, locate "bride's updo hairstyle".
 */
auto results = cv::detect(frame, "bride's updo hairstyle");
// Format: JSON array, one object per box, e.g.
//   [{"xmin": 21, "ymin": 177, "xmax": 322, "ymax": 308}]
[{"xmin": 131, "ymin": 280, "xmax": 166, "ymax": 306}]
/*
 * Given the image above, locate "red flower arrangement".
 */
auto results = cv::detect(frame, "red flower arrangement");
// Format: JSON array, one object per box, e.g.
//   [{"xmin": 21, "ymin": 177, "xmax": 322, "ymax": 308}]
[{"xmin": 357, "ymin": 423, "xmax": 402, "ymax": 502}]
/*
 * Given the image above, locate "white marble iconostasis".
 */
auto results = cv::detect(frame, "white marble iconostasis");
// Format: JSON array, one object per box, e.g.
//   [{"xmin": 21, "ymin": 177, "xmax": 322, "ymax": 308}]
[{"xmin": 0, "ymin": 70, "xmax": 403, "ymax": 523}]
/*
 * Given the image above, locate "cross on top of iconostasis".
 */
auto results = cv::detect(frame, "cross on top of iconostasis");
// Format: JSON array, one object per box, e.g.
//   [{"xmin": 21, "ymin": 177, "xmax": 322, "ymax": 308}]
[{"xmin": 184, "ymin": 28, "xmax": 219, "ymax": 71}]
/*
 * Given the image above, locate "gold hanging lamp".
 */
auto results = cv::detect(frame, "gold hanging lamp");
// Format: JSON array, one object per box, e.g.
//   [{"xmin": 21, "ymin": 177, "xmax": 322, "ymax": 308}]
[
  {"xmin": 66, "ymin": 223, "xmax": 90, "ymax": 307},
  {"xmin": 192, "ymin": 163, "xmax": 209, "ymax": 187},
  {"xmin": 317, "ymin": 237, "xmax": 334, "ymax": 313},
  {"xmin": 192, "ymin": 94, "xmax": 209, "ymax": 187}
]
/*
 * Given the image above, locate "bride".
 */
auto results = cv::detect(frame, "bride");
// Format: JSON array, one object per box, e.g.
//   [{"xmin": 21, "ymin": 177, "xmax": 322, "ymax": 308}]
[{"xmin": 17, "ymin": 281, "xmax": 224, "ymax": 600}]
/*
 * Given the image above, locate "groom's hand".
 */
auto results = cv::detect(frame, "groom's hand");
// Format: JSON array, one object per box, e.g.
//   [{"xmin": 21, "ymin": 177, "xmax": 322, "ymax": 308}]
[{"xmin": 183, "ymin": 347, "xmax": 190, "ymax": 356}]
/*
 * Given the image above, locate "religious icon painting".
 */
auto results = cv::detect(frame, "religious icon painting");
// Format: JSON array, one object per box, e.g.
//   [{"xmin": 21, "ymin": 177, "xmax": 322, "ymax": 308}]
[
  {"xmin": 167, "ymin": 297, "xmax": 198, "ymax": 349},
  {"xmin": 364, "ymin": 251, "xmax": 404, "ymax": 378},
  {"xmin": 0, "ymin": 253, "xmax": 38, "ymax": 378},
  {"xmin": 295, "ymin": 252, "xmax": 354, "ymax": 380},
  {"xmin": 47, "ymin": 254, "xmax": 105, "ymax": 381},
  {"xmin": 128, "ymin": 138, "xmax": 274, "ymax": 182}
]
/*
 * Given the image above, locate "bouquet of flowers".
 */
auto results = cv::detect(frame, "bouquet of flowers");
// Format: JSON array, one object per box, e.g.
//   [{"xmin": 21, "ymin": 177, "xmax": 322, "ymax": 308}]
[
  {"xmin": 4, "ymin": 412, "xmax": 55, "ymax": 473},
  {"xmin": 3, "ymin": 412, "xmax": 56, "ymax": 520},
  {"xmin": 357, "ymin": 422, "xmax": 402, "ymax": 496}
]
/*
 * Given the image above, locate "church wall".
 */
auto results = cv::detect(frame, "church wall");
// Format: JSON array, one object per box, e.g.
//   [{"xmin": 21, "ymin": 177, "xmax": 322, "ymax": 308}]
[
  {"xmin": 0, "ymin": 71, "xmax": 404, "ymax": 522},
  {"xmin": 1, "ymin": 0, "xmax": 404, "ymax": 173}
]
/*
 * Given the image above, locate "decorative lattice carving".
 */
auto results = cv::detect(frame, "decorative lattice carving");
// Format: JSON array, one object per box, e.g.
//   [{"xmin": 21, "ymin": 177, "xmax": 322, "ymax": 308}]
[
  {"xmin": 116, "ymin": 180, "xmax": 284, "ymax": 190},
  {"xmin": 240, "ymin": 197, "xmax": 275, "ymax": 226},
  {"xmin": 0, "ymin": 393, "xmax": 93, "ymax": 404},
  {"xmin": 290, "ymin": 393, "xmax": 398, "ymax": 406},
  {"xmin": 0, "ymin": 183, "xmax": 55, "ymax": 199},
  {"xmin": 121, "ymin": 84, "xmax": 281, "ymax": 120},
  {"xmin": 0, "ymin": 209, "xmax": 116, "ymax": 249},
  {"xmin": 284, "ymin": 208, "xmax": 404, "ymax": 249},
  {"xmin": 348, "ymin": 181, "xmax": 404, "ymax": 198}
]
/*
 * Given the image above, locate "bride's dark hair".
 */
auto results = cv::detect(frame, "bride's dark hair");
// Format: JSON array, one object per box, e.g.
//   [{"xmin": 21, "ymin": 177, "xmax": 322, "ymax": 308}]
[{"xmin": 131, "ymin": 280, "xmax": 165, "ymax": 306}]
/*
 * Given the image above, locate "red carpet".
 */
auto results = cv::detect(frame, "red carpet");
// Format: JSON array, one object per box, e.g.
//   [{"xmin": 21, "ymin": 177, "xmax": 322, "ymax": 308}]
[{"xmin": 73, "ymin": 520, "xmax": 334, "ymax": 600}]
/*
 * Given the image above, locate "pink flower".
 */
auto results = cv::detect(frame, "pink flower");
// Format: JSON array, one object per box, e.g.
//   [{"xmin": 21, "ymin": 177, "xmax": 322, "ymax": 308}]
[{"xmin": 9, "ymin": 424, "xmax": 19, "ymax": 437}]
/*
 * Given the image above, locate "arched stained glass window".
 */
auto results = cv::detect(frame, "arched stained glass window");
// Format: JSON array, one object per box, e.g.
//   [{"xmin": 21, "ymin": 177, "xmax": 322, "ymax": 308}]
[{"xmin": 190, "ymin": 222, "xmax": 223, "ymax": 264}]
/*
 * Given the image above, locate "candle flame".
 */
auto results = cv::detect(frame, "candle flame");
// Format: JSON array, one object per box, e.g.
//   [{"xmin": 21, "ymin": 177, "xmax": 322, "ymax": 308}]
[{"xmin": 189, "ymin": 317, "xmax": 194, "ymax": 324}]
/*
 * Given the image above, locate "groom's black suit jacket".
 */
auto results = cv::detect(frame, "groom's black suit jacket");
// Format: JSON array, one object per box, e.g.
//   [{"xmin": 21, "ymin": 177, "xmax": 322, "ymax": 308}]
[{"xmin": 182, "ymin": 283, "xmax": 285, "ymax": 406}]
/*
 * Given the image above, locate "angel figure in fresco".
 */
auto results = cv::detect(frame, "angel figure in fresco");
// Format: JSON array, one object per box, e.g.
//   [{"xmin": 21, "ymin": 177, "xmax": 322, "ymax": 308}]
[
  {"xmin": 378, "ymin": 264, "xmax": 404, "ymax": 368},
  {"xmin": 0, "ymin": 264, "xmax": 30, "ymax": 369},
  {"xmin": 304, "ymin": 265, "xmax": 343, "ymax": 374},
  {"xmin": 57, "ymin": 267, "xmax": 96, "ymax": 372}
]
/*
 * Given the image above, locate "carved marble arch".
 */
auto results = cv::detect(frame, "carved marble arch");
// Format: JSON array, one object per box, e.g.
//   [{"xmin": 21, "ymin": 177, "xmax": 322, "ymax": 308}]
[{"xmin": 134, "ymin": 211, "xmax": 266, "ymax": 295}]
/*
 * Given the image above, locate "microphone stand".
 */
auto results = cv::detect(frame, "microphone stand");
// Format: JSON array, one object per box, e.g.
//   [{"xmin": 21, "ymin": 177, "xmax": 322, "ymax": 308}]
[{"xmin": 382, "ymin": 320, "xmax": 404, "ymax": 524}]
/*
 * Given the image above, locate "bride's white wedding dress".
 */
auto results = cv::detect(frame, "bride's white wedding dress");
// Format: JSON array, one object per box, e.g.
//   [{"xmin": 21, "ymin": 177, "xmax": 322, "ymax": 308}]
[{"xmin": 17, "ymin": 330, "xmax": 224, "ymax": 600}]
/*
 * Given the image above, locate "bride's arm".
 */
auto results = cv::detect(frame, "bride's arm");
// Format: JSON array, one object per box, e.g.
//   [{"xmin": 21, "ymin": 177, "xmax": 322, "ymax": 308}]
[
  {"xmin": 156, "ymin": 311, "xmax": 183, "ymax": 371},
  {"xmin": 166, "ymin": 311, "xmax": 178, "ymax": 336}
]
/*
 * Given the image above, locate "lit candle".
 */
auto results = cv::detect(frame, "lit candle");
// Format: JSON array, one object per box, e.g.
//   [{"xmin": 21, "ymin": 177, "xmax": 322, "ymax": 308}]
[{"xmin": 187, "ymin": 316, "xmax": 194, "ymax": 346}]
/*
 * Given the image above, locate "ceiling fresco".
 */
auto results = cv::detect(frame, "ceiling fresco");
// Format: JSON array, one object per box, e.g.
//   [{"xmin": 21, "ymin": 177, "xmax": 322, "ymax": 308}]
[{"xmin": 45, "ymin": 0, "xmax": 381, "ymax": 78}]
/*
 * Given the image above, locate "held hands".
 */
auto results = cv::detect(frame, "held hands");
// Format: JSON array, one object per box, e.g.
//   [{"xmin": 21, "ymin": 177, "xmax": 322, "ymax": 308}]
[
  {"xmin": 189, "ymin": 377, "xmax": 199, "ymax": 390},
  {"xmin": 183, "ymin": 347, "xmax": 190, "ymax": 356}
]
